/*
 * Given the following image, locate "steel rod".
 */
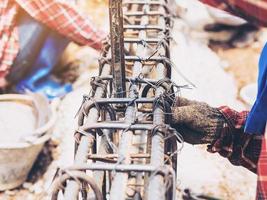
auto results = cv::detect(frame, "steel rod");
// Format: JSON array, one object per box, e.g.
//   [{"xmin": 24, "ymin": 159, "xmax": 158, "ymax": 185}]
[
  {"xmin": 124, "ymin": 25, "xmax": 165, "ymax": 30},
  {"xmin": 123, "ymin": 1, "xmax": 166, "ymax": 5},
  {"xmin": 63, "ymin": 63, "xmax": 111, "ymax": 200},
  {"xmin": 109, "ymin": 0, "xmax": 126, "ymax": 97},
  {"xmin": 107, "ymin": 55, "xmax": 171, "ymax": 63},
  {"xmin": 88, "ymin": 153, "xmax": 150, "ymax": 159},
  {"xmin": 147, "ymin": 63, "xmax": 166, "ymax": 200},
  {"xmin": 92, "ymin": 75, "xmax": 171, "ymax": 85},
  {"xmin": 124, "ymin": 11, "xmax": 166, "ymax": 17},
  {"xmin": 124, "ymin": 38, "xmax": 162, "ymax": 43},
  {"xmin": 86, "ymin": 97, "xmax": 155, "ymax": 104},
  {"xmin": 79, "ymin": 122, "xmax": 157, "ymax": 132},
  {"xmin": 147, "ymin": 2, "xmax": 172, "ymax": 198},
  {"xmin": 109, "ymin": 3, "xmax": 150, "ymax": 199},
  {"xmin": 109, "ymin": 88, "xmax": 137, "ymax": 199},
  {"xmin": 65, "ymin": 163, "xmax": 157, "ymax": 172}
]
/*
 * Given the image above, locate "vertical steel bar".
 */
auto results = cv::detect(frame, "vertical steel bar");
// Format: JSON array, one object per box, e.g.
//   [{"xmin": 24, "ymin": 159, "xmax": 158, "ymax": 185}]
[
  {"xmin": 147, "ymin": 63, "xmax": 166, "ymax": 200},
  {"xmin": 132, "ymin": 4, "xmax": 150, "ymax": 197},
  {"xmin": 109, "ymin": 3, "xmax": 149, "ymax": 199},
  {"xmin": 108, "ymin": 1, "xmax": 135, "ymax": 197},
  {"xmin": 147, "ymin": 2, "xmax": 169, "ymax": 199},
  {"xmin": 63, "ymin": 64, "xmax": 111, "ymax": 200},
  {"xmin": 93, "ymin": 129, "xmax": 113, "ymax": 191},
  {"xmin": 109, "ymin": 97, "xmax": 136, "ymax": 200},
  {"xmin": 109, "ymin": 0, "xmax": 126, "ymax": 98}
]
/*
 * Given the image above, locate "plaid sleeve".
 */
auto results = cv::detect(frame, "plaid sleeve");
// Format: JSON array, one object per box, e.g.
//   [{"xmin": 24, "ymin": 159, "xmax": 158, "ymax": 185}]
[
  {"xmin": 15, "ymin": 0, "xmax": 106, "ymax": 50},
  {"xmin": 207, "ymin": 106, "xmax": 262, "ymax": 173},
  {"xmin": 200, "ymin": 0, "xmax": 267, "ymax": 27},
  {"xmin": 256, "ymin": 132, "xmax": 267, "ymax": 199}
]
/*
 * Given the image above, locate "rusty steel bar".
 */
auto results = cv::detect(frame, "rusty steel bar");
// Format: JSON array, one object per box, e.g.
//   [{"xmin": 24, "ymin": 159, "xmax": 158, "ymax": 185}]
[
  {"xmin": 109, "ymin": 0, "xmax": 126, "ymax": 98},
  {"xmin": 78, "ymin": 122, "xmax": 156, "ymax": 132},
  {"xmin": 124, "ymin": 11, "xmax": 166, "ymax": 16},
  {"xmin": 88, "ymin": 153, "xmax": 150, "ymax": 160},
  {"xmin": 64, "ymin": 163, "xmax": 157, "ymax": 172},
  {"xmin": 123, "ymin": 0, "xmax": 166, "ymax": 5},
  {"xmin": 51, "ymin": 171, "xmax": 103, "ymax": 200},
  {"xmin": 147, "ymin": 2, "xmax": 173, "ymax": 198},
  {"xmin": 147, "ymin": 63, "xmax": 167, "ymax": 200},
  {"xmin": 131, "ymin": 6, "xmax": 151, "ymax": 198},
  {"xmin": 109, "ymin": 87, "xmax": 138, "ymax": 200},
  {"xmin": 124, "ymin": 25, "xmax": 165, "ymax": 30},
  {"xmin": 63, "ymin": 63, "xmax": 111, "ymax": 200},
  {"xmin": 91, "ymin": 75, "xmax": 171, "ymax": 85},
  {"xmin": 52, "ymin": 0, "xmax": 178, "ymax": 199},
  {"xmin": 84, "ymin": 97, "xmax": 155, "ymax": 104},
  {"xmin": 108, "ymin": 55, "xmax": 171, "ymax": 63},
  {"xmin": 108, "ymin": 2, "xmax": 151, "ymax": 198},
  {"xmin": 124, "ymin": 38, "xmax": 162, "ymax": 43}
]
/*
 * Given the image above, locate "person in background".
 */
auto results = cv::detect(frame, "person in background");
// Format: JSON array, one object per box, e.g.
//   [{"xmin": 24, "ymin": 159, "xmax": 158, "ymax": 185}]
[
  {"xmin": 172, "ymin": 1, "xmax": 267, "ymax": 199},
  {"xmin": 0, "ymin": 0, "xmax": 105, "ymax": 99}
]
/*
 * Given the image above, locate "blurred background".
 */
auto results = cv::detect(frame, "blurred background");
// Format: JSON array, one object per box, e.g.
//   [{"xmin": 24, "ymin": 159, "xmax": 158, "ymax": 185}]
[{"xmin": 0, "ymin": 0, "xmax": 265, "ymax": 199}]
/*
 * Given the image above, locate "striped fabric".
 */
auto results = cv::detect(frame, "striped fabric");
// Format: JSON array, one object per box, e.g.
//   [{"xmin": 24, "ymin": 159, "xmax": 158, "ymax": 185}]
[
  {"xmin": 208, "ymin": 106, "xmax": 267, "ymax": 198},
  {"xmin": 208, "ymin": 106, "xmax": 262, "ymax": 173},
  {"xmin": 257, "ymin": 126, "xmax": 267, "ymax": 199},
  {"xmin": 0, "ymin": 0, "xmax": 105, "ymax": 86}
]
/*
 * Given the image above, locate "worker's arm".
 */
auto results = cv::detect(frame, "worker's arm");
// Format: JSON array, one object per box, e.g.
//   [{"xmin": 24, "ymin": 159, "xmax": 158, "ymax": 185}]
[
  {"xmin": 15, "ymin": 0, "xmax": 106, "ymax": 50},
  {"xmin": 200, "ymin": 0, "xmax": 267, "ymax": 27},
  {"xmin": 171, "ymin": 97, "xmax": 262, "ymax": 173}
]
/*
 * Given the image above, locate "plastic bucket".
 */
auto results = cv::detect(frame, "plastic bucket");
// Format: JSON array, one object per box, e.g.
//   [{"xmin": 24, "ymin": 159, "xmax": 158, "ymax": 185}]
[{"xmin": 0, "ymin": 94, "xmax": 56, "ymax": 190}]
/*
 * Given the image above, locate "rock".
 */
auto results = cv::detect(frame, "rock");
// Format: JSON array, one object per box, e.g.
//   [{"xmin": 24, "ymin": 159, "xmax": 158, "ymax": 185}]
[
  {"xmin": 22, "ymin": 182, "xmax": 33, "ymax": 190},
  {"xmin": 5, "ymin": 190, "xmax": 17, "ymax": 196}
]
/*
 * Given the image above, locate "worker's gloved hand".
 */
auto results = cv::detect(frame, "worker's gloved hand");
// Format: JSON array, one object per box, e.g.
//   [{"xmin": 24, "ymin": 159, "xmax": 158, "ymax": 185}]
[{"xmin": 171, "ymin": 97, "xmax": 227, "ymax": 144}]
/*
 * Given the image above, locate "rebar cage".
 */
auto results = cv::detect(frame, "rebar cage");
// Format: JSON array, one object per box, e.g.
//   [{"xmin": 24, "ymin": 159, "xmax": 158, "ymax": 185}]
[{"xmin": 52, "ymin": 0, "xmax": 183, "ymax": 199}]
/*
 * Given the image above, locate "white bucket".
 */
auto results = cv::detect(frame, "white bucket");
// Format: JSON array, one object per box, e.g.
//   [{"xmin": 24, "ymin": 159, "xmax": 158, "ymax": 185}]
[{"xmin": 0, "ymin": 94, "xmax": 56, "ymax": 190}]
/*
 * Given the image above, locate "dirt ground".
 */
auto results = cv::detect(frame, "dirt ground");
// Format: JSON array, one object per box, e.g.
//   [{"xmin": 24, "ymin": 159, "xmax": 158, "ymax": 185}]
[{"xmin": 0, "ymin": 1, "xmax": 264, "ymax": 200}]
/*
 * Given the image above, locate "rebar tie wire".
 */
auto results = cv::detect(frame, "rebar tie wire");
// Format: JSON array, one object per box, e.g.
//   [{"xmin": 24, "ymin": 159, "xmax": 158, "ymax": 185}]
[{"xmin": 51, "ymin": 0, "xmax": 196, "ymax": 199}]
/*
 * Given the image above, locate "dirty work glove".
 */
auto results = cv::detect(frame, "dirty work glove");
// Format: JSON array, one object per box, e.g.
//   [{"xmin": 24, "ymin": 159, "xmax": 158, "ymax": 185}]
[{"xmin": 171, "ymin": 97, "xmax": 227, "ymax": 144}]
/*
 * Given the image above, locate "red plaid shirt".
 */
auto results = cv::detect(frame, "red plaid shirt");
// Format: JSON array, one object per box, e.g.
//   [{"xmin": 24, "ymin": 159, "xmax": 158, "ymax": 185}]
[
  {"xmin": 199, "ymin": 2, "xmax": 267, "ymax": 199},
  {"xmin": 208, "ymin": 108, "xmax": 266, "ymax": 199},
  {"xmin": 0, "ymin": 0, "xmax": 105, "ymax": 85}
]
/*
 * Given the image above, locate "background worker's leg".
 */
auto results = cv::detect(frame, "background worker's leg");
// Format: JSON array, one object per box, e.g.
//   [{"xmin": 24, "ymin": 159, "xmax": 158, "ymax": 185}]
[
  {"xmin": 16, "ymin": 31, "xmax": 72, "ymax": 99},
  {"xmin": 7, "ymin": 11, "xmax": 72, "ymax": 99},
  {"xmin": 7, "ymin": 11, "xmax": 48, "ymax": 83}
]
